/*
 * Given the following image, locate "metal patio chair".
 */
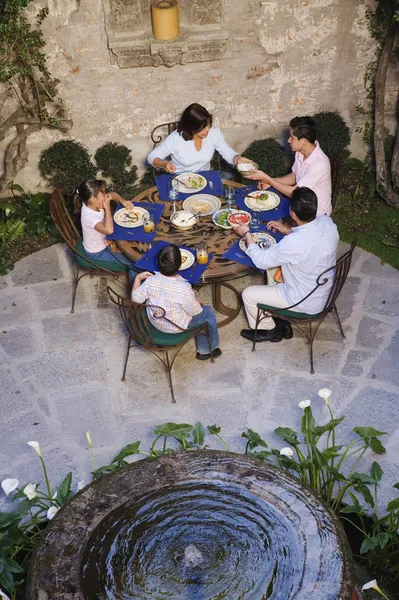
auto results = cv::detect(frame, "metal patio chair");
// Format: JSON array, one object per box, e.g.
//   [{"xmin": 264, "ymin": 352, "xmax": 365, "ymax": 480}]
[
  {"xmin": 50, "ymin": 188, "xmax": 128, "ymax": 313},
  {"xmin": 252, "ymin": 242, "xmax": 356, "ymax": 374},
  {"xmin": 107, "ymin": 286, "xmax": 214, "ymax": 404}
]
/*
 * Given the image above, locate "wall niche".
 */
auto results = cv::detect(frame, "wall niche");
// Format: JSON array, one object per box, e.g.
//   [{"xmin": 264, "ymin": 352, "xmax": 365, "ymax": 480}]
[{"xmin": 103, "ymin": 0, "xmax": 229, "ymax": 68}]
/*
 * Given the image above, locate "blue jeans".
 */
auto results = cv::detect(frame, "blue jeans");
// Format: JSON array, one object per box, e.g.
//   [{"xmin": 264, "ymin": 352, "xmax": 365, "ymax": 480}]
[
  {"xmin": 83, "ymin": 246, "xmax": 139, "ymax": 285},
  {"xmin": 187, "ymin": 305, "xmax": 219, "ymax": 355}
]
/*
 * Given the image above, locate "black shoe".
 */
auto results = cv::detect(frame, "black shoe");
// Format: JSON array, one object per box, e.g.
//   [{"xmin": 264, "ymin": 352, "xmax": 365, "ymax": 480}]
[
  {"xmin": 240, "ymin": 326, "xmax": 283, "ymax": 343},
  {"xmin": 196, "ymin": 347, "xmax": 222, "ymax": 361},
  {"xmin": 274, "ymin": 318, "xmax": 293, "ymax": 339}
]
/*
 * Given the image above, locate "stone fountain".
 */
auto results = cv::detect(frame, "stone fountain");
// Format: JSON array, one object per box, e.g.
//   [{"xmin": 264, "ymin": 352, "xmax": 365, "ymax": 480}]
[{"xmin": 27, "ymin": 452, "xmax": 354, "ymax": 599}]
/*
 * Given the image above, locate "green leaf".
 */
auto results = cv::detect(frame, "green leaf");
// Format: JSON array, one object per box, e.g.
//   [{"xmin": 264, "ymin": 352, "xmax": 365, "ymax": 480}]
[
  {"xmin": 313, "ymin": 446, "xmax": 328, "ymax": 469},
  {"xmin": 9, "ymin": 183, "xmax": 25, "ymax": 193},
  {"xmin": 355, "ymin": 482, "xmax": 374, "ymax": 507},
  {"xmin": 241, "ymin": 429, "xmax": 268, "ymax": 450},
  {"xmin": 274, "ymin": 427, "xmax": 299, "ymax": 446},
  {"xmin": 314, "ymin": 417, "xmax": 345, "ymax": 436},
  {"xmin": 91, "ymin": 464, "xmax": 119, "ymax": 479},
  {"xmin": 301, "ymin": 406, "xmax": 315, "ymax": 436},
  {"xmin": 0, "ymin": 500, "xmax": 31, "ymax": 527},
  {"xmin": 387, "ymin": 498, "xmax": 399, "ymax": 511},
  {"xmin": 360, "ymin": 536, "xmax": 380, "ymax": 554},
  {"xmin": 111, "ymin": 441, "xmax": 141, "ymax": 464},
  {"xmin": 153, "ymin": 423, "xmax": 194, "ymax": 438},
  {"xmin": 353, "ymin": 426, "xmax": 387, "ymax": 438},
  {"xmin": 57, "ymin": 472, "xmax": 73, "ymax": 505},
  {"xmin": 192, "ymin": 422, "xmax": 205, "ymax": 448},
  {"xmin": 4, "ymin": 557, "xmax": 24, "ymax": 574},
  {"xmin": 370, "ymin": 461, "xmax": 383, "ymax": 483},
  {"xmin": 0, "ymin": 566, "xmax": 15, "ymax": 594},
  {"xmin": 251, "ymin": 450, "xmax": 272, "ymax": 460},
  {"xmin": 322, "ymin": 445, "xmax": 344, "ymax": 460},
  {"xmin": 376, "ymin": 532, "xmax": 390, "ymax": 548},
  {"xmin": 351, "ymin": 473, "xmax": 375, "ymax": 485},
  {"xmin": 207, "ymin": 425, "xmax": 221, "ymax": 435},
  {"xmin": 393, "ymin": 483, "xmax": 399, "ymax": 490},
  {"xmin": 370, "ymin": 437, "xmax": 386, "ymax": 454}
]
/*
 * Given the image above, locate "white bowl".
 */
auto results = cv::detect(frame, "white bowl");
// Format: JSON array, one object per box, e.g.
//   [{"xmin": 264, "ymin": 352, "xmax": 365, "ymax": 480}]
[
  {"xmin": 237, "ymin": 161, "xmax": 258, "ymax": 174},
  {"xmin": 170, "ymin": 210, "xmax": 197, "ymax": 230}
]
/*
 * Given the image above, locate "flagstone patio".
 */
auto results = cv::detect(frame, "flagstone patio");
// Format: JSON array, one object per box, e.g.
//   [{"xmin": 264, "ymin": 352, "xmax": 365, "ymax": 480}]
[{"xmin": 1, "ymin": 241, "xmax": 399, "ymax": 513}]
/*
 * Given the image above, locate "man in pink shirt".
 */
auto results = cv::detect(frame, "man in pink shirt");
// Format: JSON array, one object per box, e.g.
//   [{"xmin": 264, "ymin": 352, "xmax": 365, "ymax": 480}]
[{"xmin": 246, "ymin": 116, "xmax": 332, "ymax": 216}]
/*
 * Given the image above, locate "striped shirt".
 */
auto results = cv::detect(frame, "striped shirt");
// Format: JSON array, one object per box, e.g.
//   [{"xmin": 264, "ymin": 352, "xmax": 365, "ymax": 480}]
[{"xmin": 131, "ymin": 273, "xmax": 202, "ymax": 333}]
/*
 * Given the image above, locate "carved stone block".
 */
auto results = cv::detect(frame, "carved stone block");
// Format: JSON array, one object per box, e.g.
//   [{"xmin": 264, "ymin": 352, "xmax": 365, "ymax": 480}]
[{"xmin": 105, "ymin": 0, "xmax": 228, "ymax": 68}]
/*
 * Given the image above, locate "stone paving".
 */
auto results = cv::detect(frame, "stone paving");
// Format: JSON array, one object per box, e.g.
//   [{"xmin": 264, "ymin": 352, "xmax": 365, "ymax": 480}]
[{"xmin": 1, "ymin": 242, "xmax": 399, "ymax": 514}]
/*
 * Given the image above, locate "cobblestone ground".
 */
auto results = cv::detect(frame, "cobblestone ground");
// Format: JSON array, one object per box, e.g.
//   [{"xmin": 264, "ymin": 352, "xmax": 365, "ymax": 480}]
[{"xmin": 1, "ymin": 242, "xmax": 399, "ymax": 516}]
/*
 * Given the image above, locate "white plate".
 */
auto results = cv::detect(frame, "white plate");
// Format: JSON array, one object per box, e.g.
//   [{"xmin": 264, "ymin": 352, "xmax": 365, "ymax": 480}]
[
  {"xmin": 245, "ymin": 190, "xmax": 280, "ymax": 211},
  {"xmin": 239, "ymin": 232, "xmax": 277, "ymax": 252},
  {"xmin": 182, "ymin": 194, "xmax": 221, "ymax": 216},
  {"xmin": 172, "ymin": 173, "xmax": 207, "ymax": 194},
  {"xmin": 179, "ymin": 248, "xmax": 195, "ymax": 271},
  {"xmin": 212, "ymin": 209, "xmax": 242, "ymax": 229},
  {"xmin": 114, "ymin": 207, "xmax": 150, "ymax": 228}
]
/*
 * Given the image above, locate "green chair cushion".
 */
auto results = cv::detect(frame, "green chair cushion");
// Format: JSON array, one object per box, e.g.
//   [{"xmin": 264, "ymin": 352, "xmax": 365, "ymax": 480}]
[
  {"xmin": 74, "ymin": 240, "xmax": 128, "ymax": 273},
  {"xmin": 129, "ymin": 312, "xmax": 195, "ymax": 347},
  {"xmin": 257, "ymin": 303, "xmax": 321, "ymax": 320}
]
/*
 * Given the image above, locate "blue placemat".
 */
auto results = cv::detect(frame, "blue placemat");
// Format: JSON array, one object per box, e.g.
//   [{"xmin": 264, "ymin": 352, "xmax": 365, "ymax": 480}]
[
  {"xmin": 222, "ymin": 228, "xmax": 284, "ymax": 269},
  {"xmin": 107, "ymin": 203, "xmax": 165, "ymax": 242},
  {"xmin": 134, "ymin": 241, "xmax": 214, "ymax": 284},
  {"xmin": 156, "ymin": 171, "xmax": 224, "ymax": 201},
  {"xmin": 234, "ymin": 186, "xmax": 290, "ymax": 221}
]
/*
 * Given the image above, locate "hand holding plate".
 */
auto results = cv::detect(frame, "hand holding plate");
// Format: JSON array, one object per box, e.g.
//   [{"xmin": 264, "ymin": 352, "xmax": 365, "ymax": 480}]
[{"xmin": 165, "ymin": 161, "xmax": 176, "ymax": 173}]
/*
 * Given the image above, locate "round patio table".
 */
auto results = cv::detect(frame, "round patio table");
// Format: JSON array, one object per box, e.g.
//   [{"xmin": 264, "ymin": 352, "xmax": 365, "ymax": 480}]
[{"xmin": 117, "ymin": 180, "xmax": 252, "ymax": 327}]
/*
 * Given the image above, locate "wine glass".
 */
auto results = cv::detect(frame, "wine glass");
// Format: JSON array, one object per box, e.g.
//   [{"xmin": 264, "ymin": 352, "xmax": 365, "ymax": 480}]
[
  {"xmin": 224, "ymin": 185, "xmax": 234, "ymax": 210},
  {"xmin": 251, "ymin": 209, "xmax": 261, "ymax": 229},
  {"xmin": 168, "ymin": 178, "xmax": 179, "ymax": 201}
]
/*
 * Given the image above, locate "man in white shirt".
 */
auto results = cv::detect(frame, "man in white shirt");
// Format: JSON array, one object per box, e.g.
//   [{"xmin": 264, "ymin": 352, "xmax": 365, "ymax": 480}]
[
  {"xmin": 246, "ymin": 116, "xmax": 332, "ymax": 216},
  {"xmin": 233, "ymin": 187, "xmax": 339, "ymax": 343}
]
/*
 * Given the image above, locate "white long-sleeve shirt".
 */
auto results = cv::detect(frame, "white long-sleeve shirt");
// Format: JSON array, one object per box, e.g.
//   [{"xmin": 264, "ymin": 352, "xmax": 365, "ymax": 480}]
[
  {"xmin": 245, "ymin": 215, "xmax": 339, "ymax": 314},
  {"xmin": 147, "ymin": 127, "xmax": 238, "ymax": 173}
]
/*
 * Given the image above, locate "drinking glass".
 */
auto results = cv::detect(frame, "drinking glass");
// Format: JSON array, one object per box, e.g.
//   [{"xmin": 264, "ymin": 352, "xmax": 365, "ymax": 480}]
[
  {"xmin": 251, "ymin": 209, "xmax": 261, "ymax": 229},
  {"xmin": 143, "ymin": 217, "xmax": 155, "ymax": 233},
  {"xmin": 196, "ymin": 241, "xmax": 209, "ymax": 265},
  {"xmin": 224, "ymin": 185, "xmax": 234, "ymax": 209},
  {"xmin": 168, "ymin": 178, "xmax": 179, "ymax": 201}
]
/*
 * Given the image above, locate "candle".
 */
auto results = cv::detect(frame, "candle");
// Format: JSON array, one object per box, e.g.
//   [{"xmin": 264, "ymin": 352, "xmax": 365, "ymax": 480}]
[{"xmin": 151, "ymin": 0, "xmax": 180, "ymax": 42}]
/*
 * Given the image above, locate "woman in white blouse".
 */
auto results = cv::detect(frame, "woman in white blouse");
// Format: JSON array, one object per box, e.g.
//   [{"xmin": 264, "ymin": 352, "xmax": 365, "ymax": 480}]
[{"xmin": 147, "ymin": 103, "xmax": 247, "ymax": 173}]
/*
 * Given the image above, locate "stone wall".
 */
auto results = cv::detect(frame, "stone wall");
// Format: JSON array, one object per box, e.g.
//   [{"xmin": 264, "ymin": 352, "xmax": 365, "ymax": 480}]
[{"xmin": 1, "ymin": 0, "xmax": 381, "ymax": 191}]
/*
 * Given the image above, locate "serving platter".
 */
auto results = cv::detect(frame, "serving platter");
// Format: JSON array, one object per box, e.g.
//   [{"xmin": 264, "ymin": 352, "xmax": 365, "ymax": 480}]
[{"xmin": 182, "ymin": 194, "xmax": 221, "ymax": 217}]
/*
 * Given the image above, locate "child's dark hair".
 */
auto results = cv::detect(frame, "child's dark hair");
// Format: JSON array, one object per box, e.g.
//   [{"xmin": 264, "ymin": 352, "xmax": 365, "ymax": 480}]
[
  {"xmin": 157, "ymin": 244, "xmax": 181, "ymax": 276},
  {"xmin": 73, "ymin": 179, "xmax": 106, "ymax": 212}
]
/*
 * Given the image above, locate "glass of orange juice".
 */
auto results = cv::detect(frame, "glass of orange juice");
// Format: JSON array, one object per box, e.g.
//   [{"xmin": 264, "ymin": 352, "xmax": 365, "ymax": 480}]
[
  {"xmin": 196, "ymin": 241, "xmax": 209, "ymax": 265},
  {"xmin": 143, "ymin": 217, "xmax": 155, "ymax": 233}
]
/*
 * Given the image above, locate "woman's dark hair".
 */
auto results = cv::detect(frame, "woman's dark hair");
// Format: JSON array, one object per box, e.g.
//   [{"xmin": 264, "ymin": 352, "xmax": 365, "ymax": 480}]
[
  {"xmin": 157, "ymin": 244, "xmax": 182, "ymax": 276},
  {"xmin": 289, "ymin": 116, "xmax": 316, "ymax": 144},
  {"xmin": 290, "ymin": 186, "xmax": 317, "ymax": 222},
  {"xmin": 177, "ymin": 103, "xmax": 213, "ymax": 141},
  {"xmin": 73, "ymin": 179, "xmax": 106, "ymax": 211}
]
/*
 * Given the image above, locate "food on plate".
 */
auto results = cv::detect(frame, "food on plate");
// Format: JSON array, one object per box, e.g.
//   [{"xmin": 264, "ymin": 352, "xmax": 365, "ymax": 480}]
[
  {"xmin": 239, "ymin": 232, "xmax": 276, "ymax": 252},
  {"xmin": 216, "ymin": 210, "xmax": 230, "ymax": 227},
  {"xmin": 181, "ymin": 254, "xmax": 187, "ymax": 264},
  {"xmin": 189, "ymin": 200, "xmax": 211, "ymax": 214},
  {"xmin": 177, "ymin": 174, "xmax": 205, "ymax": 189},
  {"xmin": 120, "ymin": 211, "xmax": 139, "ymax": 223},
  {"xmin": 237, "ymin": 161, "xmax": 257, "ymax": 173},
  {"xmin": 228, "ymin": 211, "xmax": 251, "ymax": 226},
  {"xmin": 170, "ymin": 210, "xmax": 197, "ymax": 229}
]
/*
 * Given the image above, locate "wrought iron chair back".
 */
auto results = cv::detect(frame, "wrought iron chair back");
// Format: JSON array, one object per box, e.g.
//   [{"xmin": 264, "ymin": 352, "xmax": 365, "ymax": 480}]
[
  {"xmin": 50, "ymin": 188, "xmax": 123, "ymax": 313},
  {"xmin": 254, "ymin": 241, "xmax": 356, "ymax": 373},
  {"xmin": 107, "ymin": 285, "xmax": 213, "ymax": 403},
  {"xmin": 330, "ymin": 156, "xmax": 342, "ymax": 213}
]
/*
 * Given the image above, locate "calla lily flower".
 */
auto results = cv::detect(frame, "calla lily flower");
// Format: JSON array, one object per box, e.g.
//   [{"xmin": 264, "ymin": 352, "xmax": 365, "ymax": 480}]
[
  {"xmin": 52, "ymin": 491, "xmax": 57, "ymax": 500},
  {"xmin": 23, "ymin": 483, "xmax": 38, "ymax": 500},
  {"xmin": 86, "ymin": 431, "xmax": 93, "ymax": 449},
  {"xmin": 318, "ymin": 388, "xmax": 332, "ymax": 405},
  {"xmin": 27, "ymin": 441, "xmax": 42, "ymax": 457},
  {"xmin": 47, "ymin": 506, "xmax": 60, "ymax": 520},
  {"xmin": 280, "ymin": 447, "xmax": 294, "ymax": 458},
  {"xmin": 77, "ymin": 480, "xmax": 85, "ymax": 491},
  {"xmin": 299, "ymin": 400, "xmax": 311, "ymax": 409},
  {"xmin": 362, "ymin": 580, "xmax": 378, "ymax": 591},
  {"xmin": 0, "ymin": 589, "xmax": 11, "ymax": 600},
  {"xmin": 1, "ymin": 478, "xmax": 19, "ymax": 496}
]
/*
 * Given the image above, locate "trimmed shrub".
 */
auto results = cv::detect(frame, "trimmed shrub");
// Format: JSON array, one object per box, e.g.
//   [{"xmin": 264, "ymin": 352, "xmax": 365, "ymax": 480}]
[
  {"xmin": 313, "ymin": 111, "xmax": 351, "ymax": 161},
  {"xmin": 241, "ymin": 138, "xmax": 288, "ymax": 177},
  {"xmin": 39, "ymin": 140, "xmax": 97, "ymax": 195},
  {"xmin": 95, "ymin": 142, "xmax": 138, "ymax": 199}
]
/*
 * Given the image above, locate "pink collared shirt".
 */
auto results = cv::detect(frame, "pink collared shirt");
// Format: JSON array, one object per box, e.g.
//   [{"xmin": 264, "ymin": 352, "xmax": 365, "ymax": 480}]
[{"xmin": 292, "ymin": 141, "xmax": 332, "ymax": 216}]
